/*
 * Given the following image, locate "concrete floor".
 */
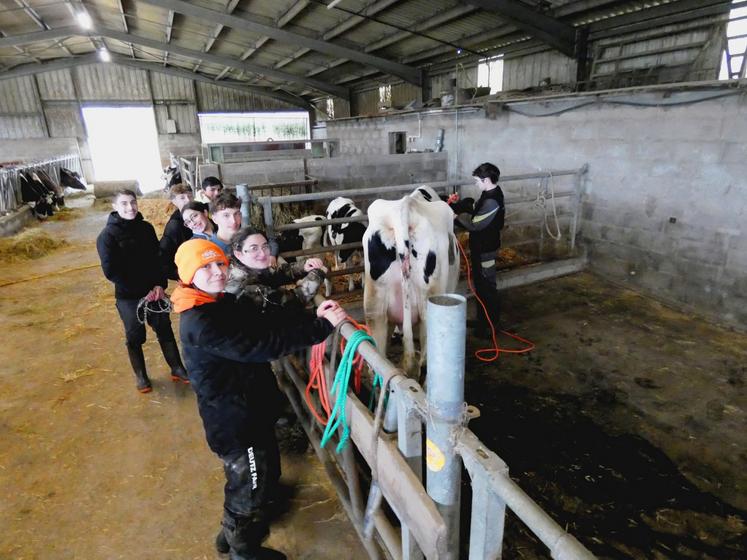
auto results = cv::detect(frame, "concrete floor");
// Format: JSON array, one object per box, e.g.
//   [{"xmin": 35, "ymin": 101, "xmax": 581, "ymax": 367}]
[
  {"xmin": 463, "ymin": 272, "xmax": 747, "ymax": 559},
  {"xmin": 2, "ymin": 198, "xmax": 746, "ymax": 559},
  {"xmin": 0, "ymin": 199, "xmax": 365, "ymax": 560}
]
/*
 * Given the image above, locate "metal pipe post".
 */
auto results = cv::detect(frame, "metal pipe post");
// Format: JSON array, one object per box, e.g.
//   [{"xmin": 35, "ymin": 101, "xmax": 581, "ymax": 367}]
[
  {"xmin": 236, "ymin": 183, "xmax": 251, "ymax": 226},
  {"xmin": 425, "ymin": 293, "xmax": 467, "ymax": 559}
]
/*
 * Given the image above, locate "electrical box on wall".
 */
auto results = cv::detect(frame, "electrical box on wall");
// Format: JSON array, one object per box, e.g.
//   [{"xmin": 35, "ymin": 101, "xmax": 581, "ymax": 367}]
[{"xmin": 165, "ymin": 119, "xmax": 177, "ymax": 134}]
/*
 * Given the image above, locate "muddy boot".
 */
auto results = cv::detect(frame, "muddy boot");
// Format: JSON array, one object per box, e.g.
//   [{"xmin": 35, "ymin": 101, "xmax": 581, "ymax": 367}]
[
  {"xmin": 230, "ymin": 547, "xmax": 286, "ymax": 560},
  {"xmin": 215, "ymin": 528, "xmax": 230, "ymax": 554},
  {"xmin": 126, "ymin": 343, "xmax": 152, "ymax": 393},
  {"xmin": 159, "ymin": 338, "xmax": 189, "ymax": 384}
]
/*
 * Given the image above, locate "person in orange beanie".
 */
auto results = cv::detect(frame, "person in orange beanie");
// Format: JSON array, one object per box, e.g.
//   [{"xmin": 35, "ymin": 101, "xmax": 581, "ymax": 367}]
[{"xmin": 173, "ymin": 239, "xmax": 345, "ymax": 560}]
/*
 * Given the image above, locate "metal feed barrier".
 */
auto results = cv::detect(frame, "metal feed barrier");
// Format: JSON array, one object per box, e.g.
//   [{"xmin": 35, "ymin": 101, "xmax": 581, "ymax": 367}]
[
  {"xmin": 275, "ymin": 294, "xmax": 597, "ymax": 559},
  {"xmin": 0, "ymin": 154, "xmax": 84, "ymax": 215},
  {"xmin": 253, "ymin": 166, "xmax": 588, "ymax": 288}
]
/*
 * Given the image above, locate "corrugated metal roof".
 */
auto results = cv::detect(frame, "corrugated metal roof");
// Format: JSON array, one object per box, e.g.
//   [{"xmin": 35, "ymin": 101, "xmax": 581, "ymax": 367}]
[{"xmin": 0, "ymin": 0, "xmax": 734, "ymax": 104}]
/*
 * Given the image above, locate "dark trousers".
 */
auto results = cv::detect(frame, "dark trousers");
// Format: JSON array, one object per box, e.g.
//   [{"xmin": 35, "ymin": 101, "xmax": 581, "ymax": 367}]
[
  {"xmin": 471, "ymin": 252, "xmax": 501, "ymax": 329},
  {"xmin": 220, "ymin": 429, "xmax": 281, "ymax": 557},
  {"xmin": 115, "ymin": 298, "xmax": 176, "ymax": 346}
]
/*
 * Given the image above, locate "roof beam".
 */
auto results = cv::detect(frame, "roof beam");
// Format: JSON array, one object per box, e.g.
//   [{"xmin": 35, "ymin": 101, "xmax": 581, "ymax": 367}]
[
  {"xmin": 14, "ymin": 0, "xmax": 75, "ymax": 57},
  {"xmin": 0, "ymin": 26, "xmax": 350, "ymax": 99},
  {"xmin": 463, "ymin": 0, "xmax": 576, "ymax": 57},
  {"xmin": 224, "ymin": 0, "xmax": 309, "ymax": 82},
  {"xmin": 164, "ymin": 9, "xmax": 174, "ymax": 65},
  {"xmin": 137, "ymin": 0, "xmax": 421, "ymax": 85},
  {"xmin": 114, "ymin": 0, "xmax": 136, "ymax": 58},
  {"xmin": 302, "ymin": 4, "xmax": 473, "ymax": 79},
  {"xmin": 0, "ymin": 53, "xmax": 312, "ymax": 110}
]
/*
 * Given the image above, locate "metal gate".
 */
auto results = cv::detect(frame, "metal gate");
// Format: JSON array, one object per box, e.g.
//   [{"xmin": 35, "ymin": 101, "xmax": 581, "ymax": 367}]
[{"xmin": 275, "ymin": 293, "xmax": 596, "ymax": 559}]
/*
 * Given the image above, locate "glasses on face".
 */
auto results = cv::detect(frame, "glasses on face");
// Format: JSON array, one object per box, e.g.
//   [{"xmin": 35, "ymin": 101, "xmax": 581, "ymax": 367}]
[
  {"xmin": 184, "ymin": 213, "xmax": 203, "ymax": 226},
  {"xmin": 242, "ymin": 243, "xmax": 271, "ymax": 255}
]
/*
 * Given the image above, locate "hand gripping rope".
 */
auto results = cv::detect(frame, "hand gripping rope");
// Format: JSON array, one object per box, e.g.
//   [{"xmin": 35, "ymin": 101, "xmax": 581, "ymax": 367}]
[
  {"xmin": 456, "ymin": 238, "xmax": 535, "ymax": 362},
  {"xmin": 136, "ymin": 296, "xmax": 173, "ymax": 325}
]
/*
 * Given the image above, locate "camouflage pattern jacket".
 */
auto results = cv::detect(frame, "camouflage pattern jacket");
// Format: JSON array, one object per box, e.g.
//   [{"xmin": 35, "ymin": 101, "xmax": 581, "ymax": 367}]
[{"xmin": 225, "ymin": 259, "xmax": 325, "ymax": 312}]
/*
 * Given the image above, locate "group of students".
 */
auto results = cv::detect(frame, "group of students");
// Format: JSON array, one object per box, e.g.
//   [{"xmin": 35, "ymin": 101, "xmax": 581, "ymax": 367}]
[
  {"xmin": 95, "ymin": 162, "xmax": 504, "ymax": 560},
  {"xmin": 96, "ymin": 177, "xmax": 345, "ymax": 560}
]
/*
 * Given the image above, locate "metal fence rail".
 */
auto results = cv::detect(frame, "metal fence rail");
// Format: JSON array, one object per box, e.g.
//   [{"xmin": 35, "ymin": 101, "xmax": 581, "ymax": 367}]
[
  {"xmin": 275, "ymin": 293, "xmax": 597, "ymax": 559},
  {"xmin": 253, "ymin": 166, "xmax": 588, "ymax": 289},
  {"xmin": 0, "ymin": 153, "xmax": 83, "ymax": 215}
]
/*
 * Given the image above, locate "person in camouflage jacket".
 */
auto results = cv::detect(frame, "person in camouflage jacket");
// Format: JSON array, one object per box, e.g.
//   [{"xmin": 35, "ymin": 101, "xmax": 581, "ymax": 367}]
[{"xmin": 225, "ymin": 227, "xmax": 326, "ymax": 312}]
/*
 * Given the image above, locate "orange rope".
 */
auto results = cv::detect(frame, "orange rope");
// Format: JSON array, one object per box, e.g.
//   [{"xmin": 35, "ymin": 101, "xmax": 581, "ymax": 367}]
[
  {"xmin": 306, "ymin": 315, "xmax": 371, "ymax": 425},
  {"xmin": 456, "ymin": 239, "xmax": 535, "ymax": 362},
  {"xmin": 306, "ymin": 340, "xmax": 332, "ymax": 425}
]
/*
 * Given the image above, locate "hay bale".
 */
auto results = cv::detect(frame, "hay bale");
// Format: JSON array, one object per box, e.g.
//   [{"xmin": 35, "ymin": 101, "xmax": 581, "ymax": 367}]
[
  {"xmin": 138, "ymin": 199, "xmax": 174, "ymax": 236},
  {"xmin": 0, "ymin": 228, "xmax": 68, "ymax": 263}
]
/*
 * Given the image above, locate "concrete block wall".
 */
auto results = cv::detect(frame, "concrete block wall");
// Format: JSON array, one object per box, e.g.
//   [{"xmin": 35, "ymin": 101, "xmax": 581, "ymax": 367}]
[
  {"xmin": 200, "ymin": 152, "xmax": 447, "ymax": 196},
  {"xmin": 325, "ymin": 87, "xmax": 747, "ymax": 329}
]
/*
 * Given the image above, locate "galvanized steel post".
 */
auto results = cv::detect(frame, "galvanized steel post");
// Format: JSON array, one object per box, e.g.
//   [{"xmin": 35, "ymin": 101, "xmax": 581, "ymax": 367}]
[
  {"xmin": 425, "ymin": 293, "xmax": 467, "ymax": 558},
  {"xmin": 236, "ymin": 183, "xmax": 251, "ymax": 226}
]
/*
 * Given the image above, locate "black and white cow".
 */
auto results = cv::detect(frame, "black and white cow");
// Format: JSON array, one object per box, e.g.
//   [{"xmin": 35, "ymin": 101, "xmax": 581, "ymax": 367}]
[
  {"xmin": 60, "ymin": 167, "xmax": 87, "ymax": 191},
  {"xmin": 19, "ymin": 170, "xmax": 61, "ymax": 218},
  {"xmin": 363, "ymin": 187, "xmax": 460, "ymax": 377},
  {"xmin": 325, "ymin": 197, "xmax": 367, "ymax": 295},
  {"xmin": 276, "ymin": 214, "xmax": 325, "ymax": 263}
]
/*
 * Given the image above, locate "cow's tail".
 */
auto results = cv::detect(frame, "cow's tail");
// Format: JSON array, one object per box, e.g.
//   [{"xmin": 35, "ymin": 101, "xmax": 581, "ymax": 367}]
[{"xmin": 396, "ymin": 196, "xmax": 416, "ymax": 375}]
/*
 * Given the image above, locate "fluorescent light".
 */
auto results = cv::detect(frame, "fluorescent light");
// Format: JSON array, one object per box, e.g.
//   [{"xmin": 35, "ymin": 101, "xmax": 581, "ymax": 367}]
[
  {"xmin": 76, "ymin": 12, "xmax": 92, "ymax": 29},
  {"xmin": 327, "ymin": 0, "xmax": 343, "ymax": 9},
  {"xmin": 98, "ymin": 48, "xmax": 111, "ymax": 62}
]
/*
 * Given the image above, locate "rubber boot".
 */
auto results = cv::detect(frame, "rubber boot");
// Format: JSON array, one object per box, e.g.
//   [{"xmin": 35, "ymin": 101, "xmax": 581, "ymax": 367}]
[
  {"xmin": 230, "ymin": 547, "xmax": 286, "ymax": 560},
  {"xmin": 126, "ymin": 343, "xmax": 152, "ymax": 393},
  {"xmin": 216, "ymin": 528, "xmax": 230, "ymax": 554},
  {"xmin": 159, "ymin": 338, "xmax": 189, "ymax": 384}
]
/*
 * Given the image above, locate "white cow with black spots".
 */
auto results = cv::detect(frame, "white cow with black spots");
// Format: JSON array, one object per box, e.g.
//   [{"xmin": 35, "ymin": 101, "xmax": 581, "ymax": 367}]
[
  {"xmin": 363, "ymin": 187, "xmax": 460, "ymax": 378},
  {"xmin": 324, "ymin": 197, "xmax": 367, "ymax": 296}
]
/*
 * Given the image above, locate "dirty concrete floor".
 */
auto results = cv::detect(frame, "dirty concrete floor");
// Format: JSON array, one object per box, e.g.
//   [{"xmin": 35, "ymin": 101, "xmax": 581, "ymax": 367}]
[
  {"xmin": 0, "ymin": 199, "xmax": 365, "ymax": 560},
  {"xmin": 464, "ymin": 272, "xmax": 747, "ymax": 559}
]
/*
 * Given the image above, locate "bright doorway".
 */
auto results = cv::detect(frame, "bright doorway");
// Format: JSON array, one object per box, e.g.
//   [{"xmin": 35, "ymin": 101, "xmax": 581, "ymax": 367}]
[{"xmin": 82, "ymin": 106, "xmax": 163, "ymax": 193}]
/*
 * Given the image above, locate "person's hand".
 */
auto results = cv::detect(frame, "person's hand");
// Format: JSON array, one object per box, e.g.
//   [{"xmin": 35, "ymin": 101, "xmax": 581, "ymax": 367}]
[
  {"xmin": 147, "ymin": 285, "xmax": 166, "ymax": 302},
  {"xmin": 268, "ymin": 256, "xmax": 277, "ymax": 268},
  {"xmin": 446, "ymin": 193, "xmax": 460, "ymax": 205},
  {"xmin": 317, "ymin": 300, "xmax": 346, "ymax": 327},
  {"xmin": 304, "ymin": 258, "xmax": 325, "ymax": 272}
]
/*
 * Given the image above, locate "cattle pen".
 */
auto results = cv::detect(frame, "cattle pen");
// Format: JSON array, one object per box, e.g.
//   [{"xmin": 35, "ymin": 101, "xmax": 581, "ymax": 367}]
[{"xmin": 274, "ymin": 292, "xmax": 596, "ymax": 560}]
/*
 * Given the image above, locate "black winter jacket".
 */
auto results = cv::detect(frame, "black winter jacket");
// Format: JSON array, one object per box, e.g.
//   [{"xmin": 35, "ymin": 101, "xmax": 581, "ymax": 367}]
[
  {"xmin": 96, "ymin": 212, "xmax": 167, "ymax": 300},
  {"xmin": 179, "ymin": 294, "xmax": 333, "ymax": 457},
  {"xmin": 160, "ymin": 209, "xmax": 193, "ymax": 280},
  {"xmin": 457, "ymin": 186, "xmax": 505, "ymax": 256}
]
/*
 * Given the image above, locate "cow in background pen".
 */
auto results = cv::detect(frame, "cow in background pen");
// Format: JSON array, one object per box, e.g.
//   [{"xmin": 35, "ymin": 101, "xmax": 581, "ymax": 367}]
[{"xmin": 324, "ymin": 197, "xmax": 366, "ymax": 296}]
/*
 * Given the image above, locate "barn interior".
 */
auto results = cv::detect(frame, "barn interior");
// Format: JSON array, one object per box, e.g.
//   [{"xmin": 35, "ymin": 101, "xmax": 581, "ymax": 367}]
[{"xmin": 1, "ymin": 1, "xmax": 746, "ymax": 559}]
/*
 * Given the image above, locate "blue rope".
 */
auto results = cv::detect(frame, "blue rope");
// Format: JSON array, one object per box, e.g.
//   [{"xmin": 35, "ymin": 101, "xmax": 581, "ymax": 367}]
[{"xmin": 321, "ymin": 329, "xmax": 376, "ymax": 453}]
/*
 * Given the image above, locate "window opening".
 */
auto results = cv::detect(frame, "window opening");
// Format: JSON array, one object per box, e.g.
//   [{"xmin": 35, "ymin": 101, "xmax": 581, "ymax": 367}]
[
  {"xmin": 379, "ymin": 84, "xmax": 392, "ymax": 109},
  {"xmin": 389, "ymin": 131, "xmax": 407, "ymax": 154},
  {"xmin": 198, "ymin": 111, "xmax": 310, "ymax": 144},
  {"xmin": 477, "ymin": 55, "xmax": 504, "ymax": 94},
  {"xmin": 720, "ymin": 1, "xmax": 747, "ymax": 79}
]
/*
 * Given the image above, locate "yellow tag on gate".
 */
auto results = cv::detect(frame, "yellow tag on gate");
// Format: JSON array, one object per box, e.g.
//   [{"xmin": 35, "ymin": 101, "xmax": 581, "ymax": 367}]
[{"xmin": 426, "ymin": 438, "xmax": 446, "ymax": 472}]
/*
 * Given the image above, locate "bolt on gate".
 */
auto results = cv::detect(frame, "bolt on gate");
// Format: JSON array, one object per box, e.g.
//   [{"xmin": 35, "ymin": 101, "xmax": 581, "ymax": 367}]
[{"xmin": 275, "ymin": 293, "xmax": 596, "ymax": 559}]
